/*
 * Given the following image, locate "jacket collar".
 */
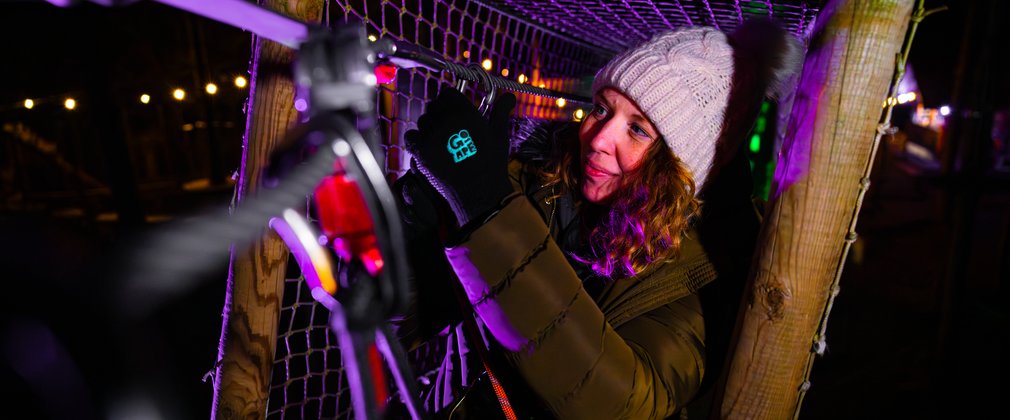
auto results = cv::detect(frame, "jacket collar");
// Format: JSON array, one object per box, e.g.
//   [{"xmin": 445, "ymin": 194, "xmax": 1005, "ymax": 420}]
[{"xmin": 512, "ymin": 121, "xmax": 719, "ymax": 329}]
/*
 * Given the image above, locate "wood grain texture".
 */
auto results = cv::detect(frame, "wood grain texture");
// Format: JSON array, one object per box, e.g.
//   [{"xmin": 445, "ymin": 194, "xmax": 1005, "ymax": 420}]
[
  {"xmin": 720, "ymin": 1, "xmax": 914, "ymax": 418},
  {"xmin": 212, "ymin": 1, "xmax": 323, "ymax": 418}
]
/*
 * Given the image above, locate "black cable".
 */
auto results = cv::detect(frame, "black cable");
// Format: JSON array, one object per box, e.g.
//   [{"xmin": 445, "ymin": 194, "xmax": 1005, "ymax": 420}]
[
  {"xmin": 332, "ymin": 116, "xmax": 411, "ymax": 318},
  {"xmin": 120, "ymin": 113, "xmax": 413, "ymax": 322},
  {"xmin": 441, "ymin": 60, "xmax": 593, "ymax": 105},
  {"xmin": 382, "ymin": 39, "xmax": 594, "ymax": 106},
  {"xmin": 377, "ymin": 322, "xmax": 429, "ymax": 420},
  {"xmin": 119, "ymin": 124, "xmax": 339, "ymax": 317}
]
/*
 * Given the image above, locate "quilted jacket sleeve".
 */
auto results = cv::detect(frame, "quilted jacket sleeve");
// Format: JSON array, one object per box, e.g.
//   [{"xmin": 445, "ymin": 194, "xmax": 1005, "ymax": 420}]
[{"xmin": 445, "ymin": 196, "xmax": 705, "ymax": 419}]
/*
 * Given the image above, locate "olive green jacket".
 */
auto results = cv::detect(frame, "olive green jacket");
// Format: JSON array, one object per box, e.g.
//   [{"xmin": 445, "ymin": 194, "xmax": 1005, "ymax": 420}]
[
  {"xmin": 435, "ymin": 158, "xmax": 717, "ymax": 419},
  {"xmin": 393, "ymin": 115, "xmax": 757, "ymax": 418}
]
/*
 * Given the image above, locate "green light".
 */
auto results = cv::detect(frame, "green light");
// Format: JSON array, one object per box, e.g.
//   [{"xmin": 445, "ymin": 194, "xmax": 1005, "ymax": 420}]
[
  {"xmin": 761, "ymin": 101, "xmax": 770, "ymax": 113},
  {"xmin": 750, "ymin": 134, "xmax": 761, "ymax": 153},
  {"xmin": 755, "ymin": 116, "xmax": 767, "ymax": 134},
  {"xmin": 741, "ymin": 7, "xmax": 769, "ymax": 15}
]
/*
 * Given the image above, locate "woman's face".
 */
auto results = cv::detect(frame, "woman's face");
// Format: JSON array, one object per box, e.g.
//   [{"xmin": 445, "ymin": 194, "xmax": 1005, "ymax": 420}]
[{"xmin": 578, "ymin": 87, "xmax": 661, "ymax": 204}]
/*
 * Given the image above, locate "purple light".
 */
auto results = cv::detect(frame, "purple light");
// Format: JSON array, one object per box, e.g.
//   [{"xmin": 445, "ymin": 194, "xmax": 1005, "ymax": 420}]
[
  {"xmin": 940, "ymin": 105, "xmax": 951, "ymax": 116},
  {"xmin": 155, "ymin": 0, "xmax": 308, "ymax": 48},
  {"xmin": 294, "ymin": 98, "xmax": 308, "ymax": 112},
  {"xmin": 445, "ymin": 247, "xmax": 530, "ymax": 352},
  {"xmin": 896, "ymin": 65, "xmax": 920, "ymax": 97},
  {"xmin": 269, "ymin": 215, "xmax": 322, "ymax": 291},
  {"xmin": 2, "ymin": 319, "xmax": 94, "ymax": 418},
  {"xmin": 771, "ymin": 15, "xmax": 842, "ymax": 198}
]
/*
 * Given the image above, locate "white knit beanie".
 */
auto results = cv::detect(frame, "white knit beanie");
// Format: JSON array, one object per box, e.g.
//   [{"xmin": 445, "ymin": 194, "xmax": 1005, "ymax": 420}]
[{"xmin": 592, "ymin": 27, "xmax": 734, "ymax": 192}]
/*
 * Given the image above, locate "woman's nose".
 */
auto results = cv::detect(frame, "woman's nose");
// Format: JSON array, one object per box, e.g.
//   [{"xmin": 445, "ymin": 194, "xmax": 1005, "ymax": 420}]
[{"xmin": 589, "ymin": 118, "xmax": 621, "ymax": 154}]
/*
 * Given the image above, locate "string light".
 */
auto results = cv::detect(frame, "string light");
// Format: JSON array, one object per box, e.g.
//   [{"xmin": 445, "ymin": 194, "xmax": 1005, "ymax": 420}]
[
  {"xmin": 367, "ymin": 34, "xmax": 377, "ymax": 42},
  {"xmin": 517, "ymin": 74, "xmax": 527, "ymax": 84},
  {"xmin": 22, "ymin": 73, "xmax": 249, "ymax": 110},
  {"xmin": 481, "ymin": 58, "xmax": 492, "ymax": 71},
  {"xmin": 556, "ymin": 98, "xmax": 566, "ymax": 108},
  {"xmin": 574, "ymin": 109, "xmax": 584, "ymax": 121},
  {"xmin": 895, "ymin": 92, "xmax": 917, "ymax": 104},
  {"xmin": 501, "ymin": 68, "xmax": 509, "ymax": 77},
  {"xmin": 462, "ymin": 50, "xmax": 470, "ymax": 59}
]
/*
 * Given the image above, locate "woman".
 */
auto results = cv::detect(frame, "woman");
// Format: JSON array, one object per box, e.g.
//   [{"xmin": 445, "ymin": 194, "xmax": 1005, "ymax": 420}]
[{"xmin": 395, "ymin": 21, "xmax": 800, "ymax": 419}]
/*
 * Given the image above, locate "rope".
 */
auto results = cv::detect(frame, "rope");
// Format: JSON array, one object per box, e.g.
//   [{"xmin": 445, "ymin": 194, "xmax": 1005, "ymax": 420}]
[
  {"xmin": 484, "ymin": 361, "xmax": 519, "ymax": 420},
  {"xmin": 792, "ymin": 2, "xmax": 945, "ymax": 418}
]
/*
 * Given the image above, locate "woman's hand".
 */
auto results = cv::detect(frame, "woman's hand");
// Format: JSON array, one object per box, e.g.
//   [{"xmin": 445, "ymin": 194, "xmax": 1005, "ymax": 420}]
[{"xmin": 404, "ymin": 88, "xmax": 517, "ymax": 228}]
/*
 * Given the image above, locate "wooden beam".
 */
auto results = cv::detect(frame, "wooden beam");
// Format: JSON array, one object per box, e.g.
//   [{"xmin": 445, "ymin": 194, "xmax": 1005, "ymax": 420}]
[
  {"xmin": 211, "ymin": 1, "xmax": 323, "ymax": 418},
  {"xmin": 720, "ymin": 0, "xmax": 914, "ymax": 418}
]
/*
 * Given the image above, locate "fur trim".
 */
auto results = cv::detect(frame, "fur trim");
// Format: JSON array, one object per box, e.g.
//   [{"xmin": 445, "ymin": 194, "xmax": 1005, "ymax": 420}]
[{"xmin": 729, "ymin": 18, "xmax": 804, "ymax": 100}]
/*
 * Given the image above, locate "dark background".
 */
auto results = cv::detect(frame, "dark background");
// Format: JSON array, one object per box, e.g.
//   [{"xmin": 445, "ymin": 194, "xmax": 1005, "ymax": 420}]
[
  {"xmin": 1, "ymin": 0, "xmax": 1008, "ymax": 419},
  {"xmin": 1, "ymin": 1, "xmax": 249, "ymax": 419}
]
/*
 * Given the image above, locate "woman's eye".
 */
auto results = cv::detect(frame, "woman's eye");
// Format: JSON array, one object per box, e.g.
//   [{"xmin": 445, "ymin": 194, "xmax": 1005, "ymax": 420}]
[
  {"xmin": 630, "ymin": 124, "xmax": 651, "ymax": 140},
  {"xmin": 591, "ymin": 104, "xmax": 608, "ymax": 118}
]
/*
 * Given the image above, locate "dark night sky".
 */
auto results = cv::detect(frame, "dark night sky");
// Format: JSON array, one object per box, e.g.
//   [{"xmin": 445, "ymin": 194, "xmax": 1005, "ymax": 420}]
[
  {"xmin": 906, "ymin": 2, "xmax": 963, "ymax": 108},
  {"xmin": 1, "ymin": 1, "xmax": 251, "ymax": 111}
]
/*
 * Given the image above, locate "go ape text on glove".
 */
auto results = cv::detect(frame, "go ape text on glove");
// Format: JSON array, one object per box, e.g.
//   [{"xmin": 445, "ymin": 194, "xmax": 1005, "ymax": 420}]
[{"xmin": 404, "ymin": 88, "xmax": 518, "ymax": 229}]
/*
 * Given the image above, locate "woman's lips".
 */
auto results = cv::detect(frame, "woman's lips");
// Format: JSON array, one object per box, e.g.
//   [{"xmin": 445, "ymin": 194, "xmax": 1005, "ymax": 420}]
[{"xmin": 584, "ymin": 161, "xmax": 614, "ymax": 179}]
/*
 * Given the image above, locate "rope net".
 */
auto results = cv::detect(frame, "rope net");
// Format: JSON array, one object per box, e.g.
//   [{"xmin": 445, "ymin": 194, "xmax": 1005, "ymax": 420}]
[
  {"xmin": 264, "ymin": 0, "xmax": 824, "ymax": 418},
  {"xmin": 495, "ymin": 0, "xmax": 823, "ymax": 53}
]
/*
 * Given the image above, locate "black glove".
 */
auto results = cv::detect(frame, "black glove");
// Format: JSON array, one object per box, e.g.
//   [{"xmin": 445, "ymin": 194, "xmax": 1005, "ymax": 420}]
[
  {"xmin": 392, "ymin": 168, "xmax": 451, "ymax": 241},
  {"xmin": 404, "ymin": 88, "xmax": 517, "ymax": 228}
]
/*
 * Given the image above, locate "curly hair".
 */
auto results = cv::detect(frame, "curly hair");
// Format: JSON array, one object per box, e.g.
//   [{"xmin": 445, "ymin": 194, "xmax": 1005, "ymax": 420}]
[{"xmin": 539, "ymin": 131, "xmax": 701, "ymax": 278}]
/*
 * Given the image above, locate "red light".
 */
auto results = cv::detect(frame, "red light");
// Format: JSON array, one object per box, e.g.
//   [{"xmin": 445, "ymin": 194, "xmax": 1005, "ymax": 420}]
[
  {"xmin": 374, "ymin": 63, "xmax": 397, "ymax": 85},
  {"xmin": 314, "ymin": 171, "xmax": 384, "ymax": 277}
]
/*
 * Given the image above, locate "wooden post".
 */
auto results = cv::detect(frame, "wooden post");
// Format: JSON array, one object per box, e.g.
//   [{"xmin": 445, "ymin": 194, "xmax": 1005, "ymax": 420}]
[
  {"xmin": 720, "ymin": 1, "xmax": 913, "ymax": 418},
  {"xmin": 211, "ymin": 1, "xmax": 323, "ymax": 418}
]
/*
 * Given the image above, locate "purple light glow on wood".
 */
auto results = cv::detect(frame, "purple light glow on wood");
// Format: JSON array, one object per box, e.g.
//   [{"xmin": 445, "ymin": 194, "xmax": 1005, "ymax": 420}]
[{"xmin": 772, "ymin": 18, "xmax": 842, "ymax": 200}]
